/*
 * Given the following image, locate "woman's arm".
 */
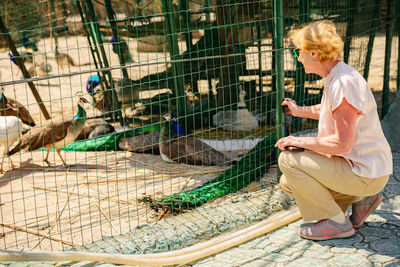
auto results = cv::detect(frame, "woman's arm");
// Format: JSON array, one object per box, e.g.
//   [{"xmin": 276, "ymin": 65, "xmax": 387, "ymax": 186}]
[
  {"xmin": 275, "ymin": 98, "xmax": 359, "ymax": 155},
  {"xmin": 282, "ymin": 98, "xmax": 321, "ymax": 120}
]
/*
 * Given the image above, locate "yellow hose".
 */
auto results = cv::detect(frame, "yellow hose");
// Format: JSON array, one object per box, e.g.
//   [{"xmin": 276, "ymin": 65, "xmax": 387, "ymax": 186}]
[{"xmin": 0, "ymin": 208, "xmax": 301, "ymax": 266}]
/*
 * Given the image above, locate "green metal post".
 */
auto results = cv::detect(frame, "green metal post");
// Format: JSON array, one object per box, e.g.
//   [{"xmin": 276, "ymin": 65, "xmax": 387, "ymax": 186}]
[
  {"xmin": 161, "ymin": 0, "xmax": 187, "ymax": 119},
  {"xmin": 382, "ymin": 0, "xmax": 395, "ymax": 118},
  {"xmin": 274, "ymin": 0, "xmax": 285, "ymax": 169},
  {"xmin": 104, "ymin": 0, "xmax": 129, "ymax": 78},
  {"xmin": 343, "ymin": 0, "xmax": 357, "ymax": 64},
  {"xmin": 50, "ymin": 0, "xmax": 58, "ymax": 50},
  {"xmin": 81, "ymin": 0, "xmax": 124, "ymax": 125},
  {"xmin": 293, "ymin": 0, "xmax": 310, "ymax": 132},
  {"xmin": 180, "ymin": 0, "xmax": 192, "ymax": 54},
  {"xmin": 397, "ymin": 0, "xmax": 400, "ymax": 92},
  {"xmin": 363, "ymin": 0, "xmax": 381, "ymax": 80},
  {"xmin": 0, "ymin": 16, "xmax": 51, "ymax": 120}
]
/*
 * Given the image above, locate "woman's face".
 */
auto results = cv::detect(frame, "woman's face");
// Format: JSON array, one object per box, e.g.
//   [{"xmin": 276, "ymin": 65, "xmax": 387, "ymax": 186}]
[{"xmin": 298, "ymin": 50, "xmax": 319, "ymax": 74}]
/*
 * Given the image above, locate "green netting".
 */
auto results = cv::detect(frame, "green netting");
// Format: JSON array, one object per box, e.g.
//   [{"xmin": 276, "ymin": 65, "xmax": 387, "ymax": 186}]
[{"xmin": 0, "ymin": 0, "xmax": 398, "ymax": 253}]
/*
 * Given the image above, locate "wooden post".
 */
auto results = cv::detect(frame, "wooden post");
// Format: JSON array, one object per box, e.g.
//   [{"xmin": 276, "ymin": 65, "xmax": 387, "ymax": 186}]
[{"xmin": 0, "ymin": 16, "xmax": 51, "ymax": 120}]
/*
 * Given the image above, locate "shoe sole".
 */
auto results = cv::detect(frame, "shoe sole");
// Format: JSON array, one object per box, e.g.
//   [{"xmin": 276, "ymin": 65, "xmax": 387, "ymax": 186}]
[
  {"xmin": 299, "ymin": 228, "xmax": 355, "ymax": 241},
  {"xmin": 352, "ymin": 195, "xmax": 382, "ymax": 228}
]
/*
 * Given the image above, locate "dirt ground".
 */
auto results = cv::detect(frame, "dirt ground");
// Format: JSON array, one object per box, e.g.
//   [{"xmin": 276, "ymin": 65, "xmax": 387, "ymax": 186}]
[{"xmin": 0, "ymin": 32, "xmax": 397, "ymax": 251}]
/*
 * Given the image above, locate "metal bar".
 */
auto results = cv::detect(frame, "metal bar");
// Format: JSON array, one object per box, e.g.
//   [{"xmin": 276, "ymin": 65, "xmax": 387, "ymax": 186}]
[
  {"xmin": 104, "ymin": 0, "xmax": 129, "ymax": 78},
  {"xmin": 293, "ymin": 0, "xmax": 310, "ymax": 132},
  {"xmin": 180, "ymin": 0, "xmax": 192, "ymax": 54},
  {"xmin": 49, "ymin": 0, "xmax": 58, "ymax": 49},
  {"xmin": 382, "ymin": 0, "xmax": 395, "ymax": 118},
  {"xmin": 343, "ymin": 0, "xmax": 356, "ymax": 64},
  {"xmin": 396, "ymin": 0, "xmax": 400, "ymax": 91},
  {"xmin": 161, "ymin": 0, "xmax": 187, "ymax": 118},
  {"xmin": 0, "ymin": 15, "xmax": 51, "ymax": 120},
  {"xmin": 273, "ymin": 0, "xmax": 285, "ymax": 160},
  {"xmin": 363, "ymin": 0, "xmax": 381, "ymax": 80},
  {"xmin": 0, "ymin": 49, "xmax": 299, "ymax": 87},
  {"xmin": 84, "ymin": 0, "xmax": 124, "ymax": 125}
]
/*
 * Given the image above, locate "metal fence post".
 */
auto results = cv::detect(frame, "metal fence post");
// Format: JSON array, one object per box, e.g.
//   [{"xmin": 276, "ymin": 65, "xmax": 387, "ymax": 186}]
[{"xmin": 274, "ymin": 0, "xmax": 285, "ymax": 175}]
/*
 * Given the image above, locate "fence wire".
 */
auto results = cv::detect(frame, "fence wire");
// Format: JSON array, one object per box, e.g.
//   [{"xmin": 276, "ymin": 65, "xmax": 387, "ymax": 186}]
[{"xmin": 0, "ymin": 0, "xmax": 397, "ymax": 252}]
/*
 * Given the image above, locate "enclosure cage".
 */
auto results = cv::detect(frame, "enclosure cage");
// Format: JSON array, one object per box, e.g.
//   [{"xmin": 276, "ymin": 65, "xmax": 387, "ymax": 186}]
[{"xmin": 0, "ymin": 0, "xmax": 398, "ymax": 260}]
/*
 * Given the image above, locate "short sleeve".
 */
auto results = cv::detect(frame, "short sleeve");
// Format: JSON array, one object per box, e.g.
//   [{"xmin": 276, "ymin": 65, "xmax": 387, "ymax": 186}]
[{"xmin": 328, "ymin": 74, "xmax": 368, "ymax": 115}]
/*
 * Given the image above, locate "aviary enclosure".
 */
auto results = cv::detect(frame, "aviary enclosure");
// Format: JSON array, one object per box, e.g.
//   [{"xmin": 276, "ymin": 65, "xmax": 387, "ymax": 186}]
[{"xmin": 0, "ymin": 0, "xmax": 398, "ymax": 256}]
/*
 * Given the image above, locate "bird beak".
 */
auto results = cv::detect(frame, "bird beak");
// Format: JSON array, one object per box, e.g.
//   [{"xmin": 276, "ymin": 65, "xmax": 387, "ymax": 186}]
[{"xmin": 79, "ymin": 97, "xmax": 89, "ymax": 104}]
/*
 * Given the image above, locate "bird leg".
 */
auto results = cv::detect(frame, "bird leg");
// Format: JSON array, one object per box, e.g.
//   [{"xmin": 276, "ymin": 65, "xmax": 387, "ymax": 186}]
[
  {"xmin": 0, "ymin": 153, "xmax": 5, "ymax": 174},
  {"xmin": 56, "ymin": 149, "xmax": 67, "ymax": 166},
  {"xmin": 8, "ymin": 156, "xmax": 15, "ymax": 170},
  {"xmin": 44, "ymin": 149, "xmax": 52, "ymax": 166}
]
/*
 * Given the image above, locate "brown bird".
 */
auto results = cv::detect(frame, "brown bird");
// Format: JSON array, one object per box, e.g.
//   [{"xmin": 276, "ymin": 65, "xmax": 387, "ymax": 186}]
[
  {"xmin": 159, "ymin": 113, "xmax": 234, "ymax": 166},
  {"xmin": 8, "ymin": 98, "xmax": 89, "ymax": 166},
  {"xmin": 55, "ymin": 49, "xmax": 90, "ymax": 69},
  {"xmin": 0, "ymin": 89, "xmax": 36, "ymax": 127}
]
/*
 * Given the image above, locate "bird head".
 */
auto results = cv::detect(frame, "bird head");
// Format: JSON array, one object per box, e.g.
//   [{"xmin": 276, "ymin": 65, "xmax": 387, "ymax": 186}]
[
  {"xmin": 86, "ymin": 75, "xmax": 101, "ymax": 96},
  {"xmin": 74, "ymin": 97, "xmax": 89, "ymax": 120}
]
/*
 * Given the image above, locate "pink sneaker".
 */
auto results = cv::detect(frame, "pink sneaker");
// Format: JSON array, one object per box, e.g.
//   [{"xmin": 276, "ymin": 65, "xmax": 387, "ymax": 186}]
[
  {"xmin": 350, "ymin": 194, "xmax": 382, "ymax": 228},
  {"xmin": 299, "ymin": 217, "xmax": 355, "ymax": 240}
]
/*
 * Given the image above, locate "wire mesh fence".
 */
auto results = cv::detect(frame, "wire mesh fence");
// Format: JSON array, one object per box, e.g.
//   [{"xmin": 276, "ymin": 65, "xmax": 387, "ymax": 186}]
[{"xmin": 0, "ymin": 0, "xmax": 398, "ymax": 252}]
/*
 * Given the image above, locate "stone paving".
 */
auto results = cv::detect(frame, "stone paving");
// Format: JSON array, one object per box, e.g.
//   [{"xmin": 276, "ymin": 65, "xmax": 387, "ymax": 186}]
[{"xmin": 189, "ymin": 150, "xmax": 400, "ymax": 267}]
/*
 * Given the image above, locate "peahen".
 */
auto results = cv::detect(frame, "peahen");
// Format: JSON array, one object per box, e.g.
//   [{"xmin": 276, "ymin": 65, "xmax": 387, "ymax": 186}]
[
  {"xmin": 8, "ymin": 98, "xmax": 89, "ymax": 166},
  {"xmin": 0, "ymin": 89, "xmax": 36, "ymax": 127},
  {"xmin": 158, "ymin": 112, "xmax": 234, "ymax": 166}
]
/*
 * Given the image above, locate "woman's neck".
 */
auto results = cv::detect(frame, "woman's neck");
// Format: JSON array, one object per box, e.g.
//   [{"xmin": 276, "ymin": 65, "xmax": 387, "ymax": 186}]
[{"xmin": 319, "ymin": 60, "xmax": 341, "ymax": 77}]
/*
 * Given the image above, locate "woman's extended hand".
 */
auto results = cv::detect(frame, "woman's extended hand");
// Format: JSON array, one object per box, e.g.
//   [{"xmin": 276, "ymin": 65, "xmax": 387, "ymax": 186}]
[
  {"xmin": 282, "ymin": 98, "xmax": 300, "ymax": 116},
  {"xmin": 274, "ymin": 136, "xmax": 303, "ymax": 151}
]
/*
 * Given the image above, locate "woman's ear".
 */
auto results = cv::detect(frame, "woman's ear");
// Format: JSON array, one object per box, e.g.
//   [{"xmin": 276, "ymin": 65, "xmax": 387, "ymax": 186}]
[{"xmin": 311, "ymin": 51, "xmax": 319, "ymax": 62}]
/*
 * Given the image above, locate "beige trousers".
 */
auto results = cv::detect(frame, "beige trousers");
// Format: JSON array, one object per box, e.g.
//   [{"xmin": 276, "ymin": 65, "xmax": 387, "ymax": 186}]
[{"xmin": 278, "ymin": 150, "xmax": 389, "ymax": 221}]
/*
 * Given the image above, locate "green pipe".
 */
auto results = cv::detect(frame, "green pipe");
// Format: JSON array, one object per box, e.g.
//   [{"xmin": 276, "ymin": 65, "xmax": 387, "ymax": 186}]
[
  {"xmin": 382, "ymin": 0, "xmax": 395, "ymax": 118},
  {"xmin": 161, "ymin": 0, "xmax": 187, "ymax": 119},
  {"xmin": 273, "ymin": 0, "xmax": 285, "ymax": 154},
  {"xmin": 104, "ymin": 0, "xmax": 129, "ymax": 78}
]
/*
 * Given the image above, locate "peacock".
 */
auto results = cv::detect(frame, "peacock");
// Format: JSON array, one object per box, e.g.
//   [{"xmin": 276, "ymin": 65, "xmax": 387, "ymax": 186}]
[
  {"xmin": 8, "ymin": 98, "xmax": 89, "ymax": 166},
  {"xmin": 152, "ymin": 133, "xmax": 277, "ymax": 211},
  {"xmin": 110, "ymin": 35, "xmax": 133, "ymax": 63},
  {"xmin": 0, "ymin": 89, "xmax": 36, "ymax": 127},
  {"xmin": 158, "ymin": 112, "xmax": 234, "ymax": 166},
  {"xmin": 21, "ymin": 32, "xmax": 38, "ymax": 52}
]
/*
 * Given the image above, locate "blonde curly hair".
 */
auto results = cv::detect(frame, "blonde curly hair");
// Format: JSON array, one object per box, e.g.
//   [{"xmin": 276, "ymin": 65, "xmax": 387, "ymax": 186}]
[{"xmin": 289, "ymin": 20, "xmax": 344, "ymax": 64}]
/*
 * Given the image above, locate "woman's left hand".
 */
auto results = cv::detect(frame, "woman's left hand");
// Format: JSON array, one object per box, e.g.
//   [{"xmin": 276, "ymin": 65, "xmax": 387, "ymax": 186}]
[{"xmin": 274, "ymin": 136, "xmax": 303, "ymax": 151}]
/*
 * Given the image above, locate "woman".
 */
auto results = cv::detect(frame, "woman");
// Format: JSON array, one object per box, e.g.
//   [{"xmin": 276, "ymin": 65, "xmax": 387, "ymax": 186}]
[{"xmin": 275, "ymin": 20, "xmax": 392, "ymax": 240}]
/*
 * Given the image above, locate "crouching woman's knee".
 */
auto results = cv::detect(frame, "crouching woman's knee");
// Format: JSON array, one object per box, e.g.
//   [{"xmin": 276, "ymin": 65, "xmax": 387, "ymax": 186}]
[{"xmin": 278, "ymin": 151, "xmax": 294, "ymax": 171}]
